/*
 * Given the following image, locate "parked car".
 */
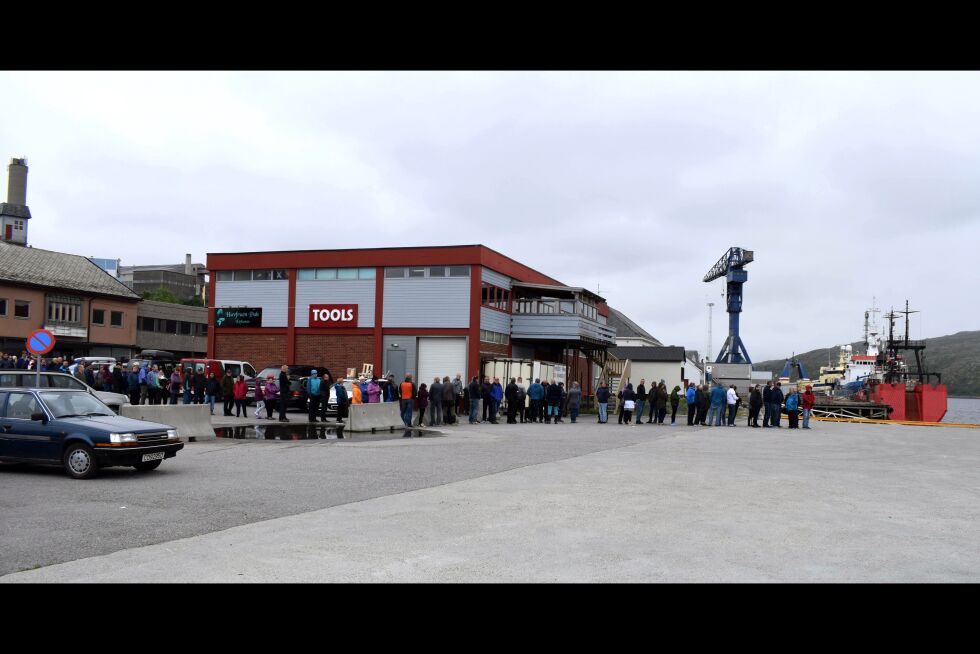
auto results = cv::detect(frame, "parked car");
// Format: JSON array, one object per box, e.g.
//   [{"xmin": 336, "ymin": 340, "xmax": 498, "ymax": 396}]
[
  {"xmin": 128, "ymin": 350, "xmax": 179, "ymax": 376},
  {"xmin": 69, "ymin": 356, "xmax": 118, "ymax": 374},
  {"xmin": 248, "ymin": 365, "xmax": 320, "ymax": 409},
  {"xmin": 179, "ymin": 358, "xmax": 256, "ymax": 383},
  {"xmin": 0, "ymin": 370, "xmax": 130, "ymax": 413},
  {"xmin": 0, "ymin": 388, "xmax": 183, "ymax": 479}
]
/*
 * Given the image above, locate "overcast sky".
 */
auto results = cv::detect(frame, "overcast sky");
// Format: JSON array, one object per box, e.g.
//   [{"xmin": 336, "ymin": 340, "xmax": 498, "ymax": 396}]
[{"xmin": 2, "ymin": 71, "xmax": 977, "ymax": 362}]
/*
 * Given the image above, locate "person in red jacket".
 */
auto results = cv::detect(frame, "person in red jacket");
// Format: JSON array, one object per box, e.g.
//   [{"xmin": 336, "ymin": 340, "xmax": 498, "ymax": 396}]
[
  {"xmin": 801, "ymin": 384, "xmax": 816, "ymax": 429},
  {"xmin": 233, "ymin": 374, "xmax": 249, "ymax": 418}
]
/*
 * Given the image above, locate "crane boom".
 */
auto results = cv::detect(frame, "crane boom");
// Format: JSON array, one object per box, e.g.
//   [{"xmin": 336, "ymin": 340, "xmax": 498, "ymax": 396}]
[{"xmin": 703, "ymin": 247, "xmax": 754, "ymax": 283}]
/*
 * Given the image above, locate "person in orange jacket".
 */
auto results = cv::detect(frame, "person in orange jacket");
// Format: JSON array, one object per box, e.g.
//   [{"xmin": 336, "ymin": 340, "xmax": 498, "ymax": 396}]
[{"xmin": 351, "ymin": 378, "xmax": 363, "ymax": 404}]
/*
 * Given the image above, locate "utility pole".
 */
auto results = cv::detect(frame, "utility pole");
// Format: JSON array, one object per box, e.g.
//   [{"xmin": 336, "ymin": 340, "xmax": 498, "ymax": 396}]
[{"xmin": 707, "ymin": 302, "xmax": 715, "ymax": 365}]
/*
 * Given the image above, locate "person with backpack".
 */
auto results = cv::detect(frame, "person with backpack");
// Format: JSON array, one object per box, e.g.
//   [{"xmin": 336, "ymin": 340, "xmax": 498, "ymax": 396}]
[
  {"xmin": 307, "ymin": 369, "xmax": 322, "ymax": 422},
  {"xmin": 785, "ymin": 388, "xmax": 801, "ymax": 429}
]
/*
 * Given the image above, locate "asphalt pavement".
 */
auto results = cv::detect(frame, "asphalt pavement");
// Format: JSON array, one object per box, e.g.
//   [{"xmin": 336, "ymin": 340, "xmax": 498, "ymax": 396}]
[{"xmin": 1, "ymin": 415, "xmax": 977, "ymax": 582}]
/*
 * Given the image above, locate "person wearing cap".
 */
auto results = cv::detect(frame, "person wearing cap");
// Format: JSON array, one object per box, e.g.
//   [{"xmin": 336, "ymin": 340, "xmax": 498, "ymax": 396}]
[
  {"xmin": 334, "ymin": 377, "xmax": 349, "ymax": 421},
  {"xmin": 307, "ymin": 369, "xmax": 322, "ymax": 422}
]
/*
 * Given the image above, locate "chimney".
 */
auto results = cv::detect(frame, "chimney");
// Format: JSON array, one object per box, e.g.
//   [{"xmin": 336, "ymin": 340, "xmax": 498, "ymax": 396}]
[
  {"xmin": 185, "ymin": 253, "xmax": 193, "ymax": 275},
  {"xmin": 7, "ymin": 158, "xmax": 28, "ymax": 206}
]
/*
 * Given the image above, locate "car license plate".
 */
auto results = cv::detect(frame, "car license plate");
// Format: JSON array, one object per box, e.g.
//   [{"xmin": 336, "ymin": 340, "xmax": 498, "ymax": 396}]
[{"xmin": 141, "ymin": 452, "xmax": 165, "ymax": 462}]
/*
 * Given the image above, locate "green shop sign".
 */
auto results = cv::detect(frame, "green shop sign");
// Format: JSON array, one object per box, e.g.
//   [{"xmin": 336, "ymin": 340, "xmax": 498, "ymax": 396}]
[{"xmin": 215, "ymin": 307, "xmax": 262, "ymax": 327}]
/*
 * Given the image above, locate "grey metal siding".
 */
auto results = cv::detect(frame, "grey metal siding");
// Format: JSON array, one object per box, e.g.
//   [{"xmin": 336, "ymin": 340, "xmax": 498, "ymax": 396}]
[
  {"xmin": 215, "ymin": 281, "xmax": 289, "ymax": 327},
  {"xmin": 294, "ymin": 280, "xmax": 375, "ymax": 328},
  {"xmin": 481, "ymin": 267, "xmax": 511, "ymax": 289},
  {"xmin": 511, "ymin": 314, "xmax": 616, "ymax": 343},
  {"xmin": 480, "ymin": 307, "xmax": 511, "ymax": 334},
  {"xmin": 382, "ymin": 278, "xmax": 470, "ymax": 328},
  {"xmin": 511, "ymin": 343, "xmax": 535, "ymax": 360},
  {"xmin": 383, "ymin": 335, "xmax": 416, "ymax": 377}
]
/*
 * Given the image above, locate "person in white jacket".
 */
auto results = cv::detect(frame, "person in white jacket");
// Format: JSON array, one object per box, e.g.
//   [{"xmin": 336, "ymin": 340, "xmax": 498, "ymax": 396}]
[{"xmin": 726, "ymin": 385, "xmax": 739, "ymax": 427}]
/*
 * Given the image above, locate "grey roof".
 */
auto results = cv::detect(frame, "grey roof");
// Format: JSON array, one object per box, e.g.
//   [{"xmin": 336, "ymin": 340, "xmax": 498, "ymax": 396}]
[
  {"xmin": 510, "ymin": 281, "xmax": 605, "ymax": 303},
  {"xmin": 0, "ymin": 241, "xmax": 140, "ymax": 300},
  {"xmin": 0, "ymin": 203, "xmax": 31, "ymax": 219},
  {"xmin": 607, "ymin": 307, "xmax": 662, "ymax": 345},
  {"xmin": 609, "ymin": 346, "xmax": 686, "ymax": 362}
]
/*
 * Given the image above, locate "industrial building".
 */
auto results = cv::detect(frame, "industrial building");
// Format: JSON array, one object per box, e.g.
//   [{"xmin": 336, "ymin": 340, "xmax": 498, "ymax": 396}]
[{"xmin": 207, "ymin": 245, "xmax": 618, "ymax": 393}]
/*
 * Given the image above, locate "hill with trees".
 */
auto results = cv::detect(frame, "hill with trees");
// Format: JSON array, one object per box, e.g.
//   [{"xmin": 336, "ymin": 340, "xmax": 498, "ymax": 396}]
[{"xmin": 753, "ymin": 330, "xmax": 980, "ymax": 397}]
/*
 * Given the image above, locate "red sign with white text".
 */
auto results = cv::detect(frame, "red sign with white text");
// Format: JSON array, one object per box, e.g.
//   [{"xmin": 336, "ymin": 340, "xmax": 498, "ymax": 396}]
[{"xmin": 309, "ymin": 304, "xmax": 358, "ymax": 327}]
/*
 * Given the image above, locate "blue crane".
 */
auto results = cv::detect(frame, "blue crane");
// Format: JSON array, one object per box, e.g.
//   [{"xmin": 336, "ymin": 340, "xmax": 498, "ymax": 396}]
[{"xmin": 703, "ymin": 247, "xmax": 754, "ymax": 364}]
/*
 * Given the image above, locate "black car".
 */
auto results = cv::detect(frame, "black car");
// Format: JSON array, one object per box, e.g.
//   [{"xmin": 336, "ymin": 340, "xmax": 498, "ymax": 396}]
[
  {"xmin": 0, "ymin": 388, "xmax": 183, "ymax": 479},
  {"xmin": 248, "ymin": 365, "xmax": 325, "ymax": 410}
]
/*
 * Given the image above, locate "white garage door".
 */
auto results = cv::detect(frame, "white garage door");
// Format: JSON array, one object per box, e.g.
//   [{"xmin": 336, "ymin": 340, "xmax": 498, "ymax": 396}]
[{"xmin": 417, "ymin": 337, "xmax": 467, "ymax": 386}]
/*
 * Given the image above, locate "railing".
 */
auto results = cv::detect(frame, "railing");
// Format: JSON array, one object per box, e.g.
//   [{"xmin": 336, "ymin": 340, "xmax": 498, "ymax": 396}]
[{"xmin": 511, "ymin": 314, "xmax": 616, "ymax": 345}]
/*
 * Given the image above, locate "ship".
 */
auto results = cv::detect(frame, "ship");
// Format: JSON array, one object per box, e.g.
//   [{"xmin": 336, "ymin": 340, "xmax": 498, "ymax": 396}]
[{"xmin": 810, "ymin": 301, "xmax": 948, "ymax": 422}]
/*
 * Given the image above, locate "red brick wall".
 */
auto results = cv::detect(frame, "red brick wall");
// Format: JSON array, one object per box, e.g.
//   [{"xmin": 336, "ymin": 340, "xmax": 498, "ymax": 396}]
[
  {"xmin": 215, "ymin": 334, "xmax": 287, "ymax": 371},
  {"xmin": 295, "ymin": 334, "xmax": 374, "ymax": 378}
]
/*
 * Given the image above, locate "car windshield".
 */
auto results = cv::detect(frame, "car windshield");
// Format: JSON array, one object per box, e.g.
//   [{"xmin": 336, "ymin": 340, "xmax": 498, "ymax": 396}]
[
  {"xmin": 40, "ymin": 391, "xmax": 114, "ymax": 418},
  {"xmin": 257, "ymin": 367, "xmax": 284, "ymax": 379}
]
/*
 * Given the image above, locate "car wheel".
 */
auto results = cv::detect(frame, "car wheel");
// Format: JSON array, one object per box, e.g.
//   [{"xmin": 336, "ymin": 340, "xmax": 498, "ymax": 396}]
[
  {"xmin": 63, "ymin": 443, "xmax": 99, "ymax": 480},
  {"xmin": 133, "ymin": 460, "xmax": 162, "ymax": 472}
]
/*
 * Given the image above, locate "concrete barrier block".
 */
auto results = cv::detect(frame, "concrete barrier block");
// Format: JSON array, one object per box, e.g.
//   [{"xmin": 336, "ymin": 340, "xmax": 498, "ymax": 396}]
[
  {"xmin": 120, "ymin": 404, "xmax": 216, "ymax": 442},
  {"xmin": 347, "ymin": 402, "xmax": 405, "ymax": 432}
]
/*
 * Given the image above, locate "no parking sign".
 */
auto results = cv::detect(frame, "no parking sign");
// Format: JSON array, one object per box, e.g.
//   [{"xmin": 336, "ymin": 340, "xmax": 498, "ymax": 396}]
[{"xmin": 27, "ymin": 329, "xmax": 56, "ymax": 355}]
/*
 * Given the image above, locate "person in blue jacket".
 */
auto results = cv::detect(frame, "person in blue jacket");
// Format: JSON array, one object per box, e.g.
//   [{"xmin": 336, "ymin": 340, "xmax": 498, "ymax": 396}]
[
  {"xmin": 527, "ymin": 378, "xmax": 544, "ymax": 423},
  {"xmin": 707, "ymin": 382, "xmax": 726, "ymax": 427},
  {"xmin": 126, "ymin": 364, "xmax": 141, "ymax": 406},
  {"xmin": 489, "ymin": 378, "xmax": 503, "ymax": 425},
  {"xmin": 686, "ymin": 382, "xmax": 698, "ymax": 426}
]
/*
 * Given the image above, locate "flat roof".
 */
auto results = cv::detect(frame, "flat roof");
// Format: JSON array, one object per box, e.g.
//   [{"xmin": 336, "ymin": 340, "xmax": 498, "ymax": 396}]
[
  {"xmin": 206, "ymin": 244, "xmax": 564, "ymax": 287},
  {"xmin": 510, "ymin": 281, "xmax": 605, "ymax": 303}
]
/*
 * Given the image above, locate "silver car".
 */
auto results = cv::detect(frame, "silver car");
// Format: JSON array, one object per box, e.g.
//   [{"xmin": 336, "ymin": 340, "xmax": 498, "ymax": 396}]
[{"xmin": 0, "ymin": 370, "xmax": 130, "ymax": 413}]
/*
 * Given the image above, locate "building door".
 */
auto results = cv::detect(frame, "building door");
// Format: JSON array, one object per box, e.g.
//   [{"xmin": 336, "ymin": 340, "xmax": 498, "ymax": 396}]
[
  {"xmin": 417, "ymin": 337, "xmax": 467, "ymax": 388},
  {"xmin": 387, "ymin": 350, "xmax": 407, "ymax": 383}
]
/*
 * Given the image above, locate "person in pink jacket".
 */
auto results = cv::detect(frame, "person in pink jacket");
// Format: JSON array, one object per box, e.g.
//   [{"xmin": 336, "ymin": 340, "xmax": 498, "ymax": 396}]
[{"xmin": 366, "ymin": 376, "xmax": 382, "ymax": 403}]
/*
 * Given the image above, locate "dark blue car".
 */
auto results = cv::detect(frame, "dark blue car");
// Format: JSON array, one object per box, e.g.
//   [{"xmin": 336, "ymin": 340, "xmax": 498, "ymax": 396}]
[{"xmin": 0, "ymin": 388, "xmax": 183, "ymax": 479}]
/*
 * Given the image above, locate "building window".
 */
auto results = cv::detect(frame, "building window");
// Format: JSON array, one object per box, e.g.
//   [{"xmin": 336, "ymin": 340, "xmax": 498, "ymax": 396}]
[
  {"xmin": 385, "ymin": 267, "xmax": 406, "ymax": 278},
  {"xmin": 180, "ymin": 321, "xmax": 192, "ymax": 335},
  {"xmin": 47, "ymin": 296, "xmax": 82, "ymax": 324},
  {"xmin": 200, "ymin": 323, "xmax": 209, "ymax": 336},
  {"xmin": 0, "ymin": 299, "xmax": 7, "ymax": 317},
  {"xmin": 252, "ymin": 269, "xmax": 270, "ymax": 281},
  {"xmin": 217, "ymin": 271, "xmax": 233, "ymax": 282},
  {"xmin": 92, "ymin": 309, "xmax": 105, "ymax": 325},
  {"xmin": 337, "ymin": 268, "xmax": 358, "ymax": 280},
  {"xmin": 110, "ymin": 311, "xmax": 123, "ymax": 328},
  {"xmin": 480, "ymin": 329, "xmax": 510, "ymax": 345},
  {"xmin": 221, "ymin": 269, "xmax": 288, "ymax": 282},
  {"xmin": 449, "ymin": 266, "xmax": 469, "ymax": 277},
  {"xmin": 316, "ymin": 268, "xmax": 337, "ymax": 280},
  {"xmin": 408, "ymin": 267, "xmax": 426, "ymax": 278},
  {"xmin": 297, "ymin": 269, "xmax": 316, "ymax": 281},
  {"xmin": 481, "ymin": 283, "xmax": 510, "ymax": 312},
  {"xmin": 358, "ymin": 268, "xmax": 375, "ymax": 280},
  {"xmin": 232, "ymin": 270, "xmax": 252, "ymax": 281},
  {"xmin": 14, "ymin": 300, "xmax": 30, "ymax": 319},
  {"xmin": 429, "ymin": 266, "xmax": 447, "ymax": 277},
  {"xmin": 165, "ymin": 319, "xmax": 177, "ymax": 333}
]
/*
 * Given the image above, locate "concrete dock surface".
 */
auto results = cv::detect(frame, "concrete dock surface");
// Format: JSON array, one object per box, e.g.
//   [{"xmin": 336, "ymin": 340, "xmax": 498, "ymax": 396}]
[{"xmin": 1, "ymin": 418, "xmax": 977, "ymax": 582}]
